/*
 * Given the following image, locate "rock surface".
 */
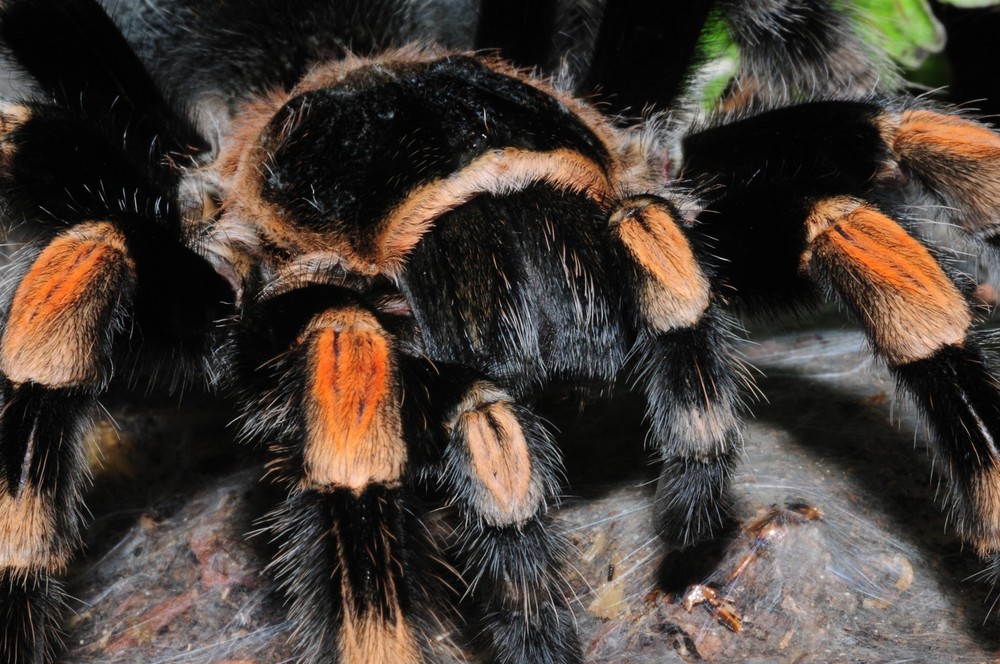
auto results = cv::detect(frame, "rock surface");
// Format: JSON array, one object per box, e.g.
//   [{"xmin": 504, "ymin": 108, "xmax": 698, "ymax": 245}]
[{"xmin": 64, "ymin": 317, "xmax": 1000, "ymax": 662}]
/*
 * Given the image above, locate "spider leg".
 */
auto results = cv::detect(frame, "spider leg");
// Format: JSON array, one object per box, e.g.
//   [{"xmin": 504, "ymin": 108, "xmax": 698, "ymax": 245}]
[
  {"xmin": 232, "ymin": 286, "xmax": 441, "ymax": 664},
  {"xmin": 684, "ymin": 94, "xmax": 1000, "ymax": 592},
  {"xmin": 682, "ymin": 97, "xmax": 1000, "ymax": 582},
  {"xmin": 0, "ymin": 0, "xmax": 209, "ymax": 162},
  {"xmin": 0, "ymin": 220, "xmax": 136, "ymax": 663},
  {"xmin": 611, "ymin": 196, "xmax": 746, "ymax": 545},
  {"xmin": 0, "ymin": 210, "xmax": 226, "ymax": 664},
  {"xmin": 0, "ymin": 5, "xmax": 229, "ymax": 657},
  {"xmin": 881, "ymin": 108, "xmax": 1000, "ymax": 258},
  {"xmin": 801, "ymin": 196, "xmax": 1000, "ymax": 561},
  {"xmin": 582, "ymin": 0, "xmax": 714, "ymax": 115},
  {"xmin": 430, "ymin": 372, "xmax": 576, "ymax": 663},
  {"xmin": 474, "ymin": 0, "xmax": 558, "ymax": 70},
  {"xmin": 715, "ymin": 0, "xmax": 895, "ymax": 103},
  {"xmin": 0, "ymin": 216, "xmax": 226, "ymax": 663}
]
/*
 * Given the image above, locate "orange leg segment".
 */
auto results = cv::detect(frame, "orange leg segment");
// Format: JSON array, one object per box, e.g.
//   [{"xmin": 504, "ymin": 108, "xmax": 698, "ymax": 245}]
[
  {"xmin": 0, "ymin": 220, "xmax": 136, "ymax": 663},
  {"xmin": 804, "ymin": 197, "xmax": 1000, "ymax": 558}
]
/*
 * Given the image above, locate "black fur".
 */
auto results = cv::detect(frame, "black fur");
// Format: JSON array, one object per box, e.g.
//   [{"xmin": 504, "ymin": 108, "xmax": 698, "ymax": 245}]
[
  {"xmin": 101, "ymin": 0, "xmax": 477, "ymax": 113},
  {"xmin": 401, "ymin": 184, "xmax": 626, "ymax": 393},
  {"xmin": 0, "ymin": 5, "xmax": 235, "ymax": 662},
  {"xmin": 0, "ymin": 107, "xmax": 176, "ymax": 231},
  {"xmin": 461, "ymin": 520, "xmax": 580, "ymax": 664},
  {"xmin": 0, "ymin": 0, "xmax": 208, "ymax": 161},
  {"xmin": 0, "ymin": 382, "xmax": 91, "ymax": 499},
  {"xmin": 0, "ymin": 572, "xmax": 64, "ymax": 664},
  {"xmin": 0, "ymin": 384, "xmax": 89, "ymax": 664},
  {"xmin": 262, "ymin": 55, "xmax": 612, "ymax": 241},
  {"xmin": 683, "ymin": 101, "xmax": 890, "ymax": 197},
  {"xmin": 582, "ymin": 0, "xmax": 716, "ymax": 115},
  {"xmin": 5, "ymin": 1, "xmax": 1000, "ymax": 663},
  {"xmin": 716, "ymin": 0, "xmax": 893, "ymax": 101},
  {"xmin": 632, "ymin": 314, "xmax": 745, "ymax": 544},
  {"xmin": 475, "ymin": 0, "xmax": 559, "ymax": 70},
  {"xmin": 894, "ymin": 340, "xmax": 1000, "ymax": 535},
  {"xmin": 261, "ymin": 486, "xmax": 441, "ymax": 663}
]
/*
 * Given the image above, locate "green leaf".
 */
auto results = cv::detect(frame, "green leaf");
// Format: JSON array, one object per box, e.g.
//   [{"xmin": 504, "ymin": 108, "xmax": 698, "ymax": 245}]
[
  {"xmin": 854, "ymin": 0, "xmax": 945, "ymax": 69},
  {"xmin": 696, "ymin": 14, "xmax": 739, "ymax": 109}
]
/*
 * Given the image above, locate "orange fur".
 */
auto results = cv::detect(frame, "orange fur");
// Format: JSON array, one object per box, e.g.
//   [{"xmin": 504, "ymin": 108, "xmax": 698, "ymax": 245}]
[
  {"xmin": 881, "ymin": 109, "xmax": 1000, "ymax": 233},
  {"xmin": 805, "ymin": 198, "xmax": 971, "ymax": 364},
  {"xmin": 896, "ymin": 109, "xmax": 1000, "ymax": 159},
  {"xmin": 377, "ymin": 147, "xmax": 613, "ymax": 275},
  {"xmin": 338, "ymin": 605, "xmax": 422, "ymax": 664},
  {"xmin": 0, "ymin": 103, "xmax": 29, "ymax": 166},
  {"xmin": 0, "ymin": 487, "xmax": 69, "ymax": 573},
  {"xmin": 613, "ymin": 198, "xmax": 710, "ymax": 331},
  {"xmin": 970, "ymin": 468, "xmax": 1000, "ymax": 557},
  {"xmin": 0, "ymin": 104, "xmax": 28, "ymax": 134},
  {"xmin": 448, "ymin": 385, "xmax": 544, "ymax": 526},
  {"xmin": 301, "ymin": 309, "xmax": 406, "ymax": 491},
  {"xmin": 0, "ymin": 222, "xmax": 134, "ymax": 387},
  {"xmin": 200, "ymin": 89, "xmax": 292, "ymax": 298},
  {"xmin": 460, "ymin": 402, "xmax": 535, "ymax": 524}
]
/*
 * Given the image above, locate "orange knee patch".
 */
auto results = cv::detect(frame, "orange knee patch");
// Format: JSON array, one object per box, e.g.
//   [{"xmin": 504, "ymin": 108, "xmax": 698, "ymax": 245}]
[
  {"xmin": 338, "ymin": 609, "xmax": 422, "ymax": 664},
  {"xmin": 894, "ymin": 109, "xmax": 1000, "ymax": 160},
  {"xmin": 301, "ymin": 309, "xmax": 406, "ymax": 491},
  {"xmin": 968, "ymin": 468, "xmax": 1000, "ymax": 557},
  {"xmin": 884, "ymin": 109, "xmax": 1000, "ymax": 232},
  {"xmin": 804, "ymin": 198, "xmax": 971, "ymax": 364},
  {"xmin": 612, "ymin": 198, "xmax": 710, "ymax": 331},
  {"xmin": 0, "ymin": 487, "xmax": 69, "ymax": 573},
  {"xmin": 0, "ymin": 222, "xmax": 134, "ymax": 387},
  {"xmin": 450, "ymin": 385, "xmax": 543, "ymax": 526}
]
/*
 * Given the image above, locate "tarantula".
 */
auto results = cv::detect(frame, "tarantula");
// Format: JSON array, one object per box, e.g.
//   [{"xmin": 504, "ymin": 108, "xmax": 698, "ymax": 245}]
[{"xmin": 0, "ymin": 0, "xmax": 999, "ymax": 662}]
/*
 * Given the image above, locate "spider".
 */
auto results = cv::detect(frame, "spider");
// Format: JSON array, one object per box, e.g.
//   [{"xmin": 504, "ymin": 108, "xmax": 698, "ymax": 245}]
[{"xmin": 1, "ymin": 1, "xmax": 999, "ymax": 663}]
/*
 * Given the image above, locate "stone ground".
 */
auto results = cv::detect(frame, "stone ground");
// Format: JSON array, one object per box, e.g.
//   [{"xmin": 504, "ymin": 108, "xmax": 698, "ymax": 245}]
[{"xmin": 61, "ymin": 313, "xmax": 1000, "ymax": 663}]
